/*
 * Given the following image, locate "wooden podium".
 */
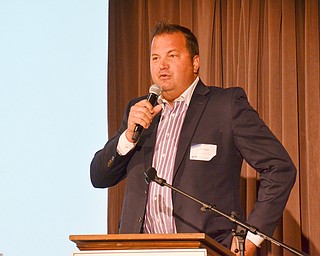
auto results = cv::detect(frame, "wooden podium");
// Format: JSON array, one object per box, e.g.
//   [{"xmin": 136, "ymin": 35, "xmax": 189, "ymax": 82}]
[{"xmin": 69, "ymin": 233, "xmax": 235, "ymax": 256}]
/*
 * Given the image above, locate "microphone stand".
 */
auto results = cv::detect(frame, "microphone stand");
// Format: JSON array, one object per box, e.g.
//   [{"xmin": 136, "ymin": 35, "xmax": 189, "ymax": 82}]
[{"xmin": 145, "ymin": 169, "xmax": 309, "ymax": 256}]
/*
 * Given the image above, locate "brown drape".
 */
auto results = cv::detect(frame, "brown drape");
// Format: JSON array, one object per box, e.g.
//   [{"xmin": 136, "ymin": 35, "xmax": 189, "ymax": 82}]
[{"xmin": 107, "ymin": 0, "xmax": 320, "ymax": 255}]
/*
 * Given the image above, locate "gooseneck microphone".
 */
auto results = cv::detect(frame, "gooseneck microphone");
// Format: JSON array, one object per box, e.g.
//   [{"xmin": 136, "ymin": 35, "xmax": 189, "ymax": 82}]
[
  {"xmin": 132, "ymin": 84, "xmax": 162, "ymax": 142},
  {"xmin": 143, "ymin": 167, "xmax": 309, "ymax": 256},
  {"xmin": 144, "ymin": 167, "xmax": 166, "ymax": 186}
]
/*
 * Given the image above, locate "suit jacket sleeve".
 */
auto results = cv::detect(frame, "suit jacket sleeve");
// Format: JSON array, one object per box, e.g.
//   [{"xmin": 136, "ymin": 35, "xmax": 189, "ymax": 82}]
[
  {"xmin": 231, "ymin": 87, "xmax": 296, "ymax": 236},
  {"xmin": 90, "ymin": 97, "xmax": 141, "ymax": 188}
]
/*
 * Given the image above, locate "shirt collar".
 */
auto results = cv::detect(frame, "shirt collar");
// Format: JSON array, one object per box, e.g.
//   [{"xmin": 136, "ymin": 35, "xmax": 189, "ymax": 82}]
[{"xmin": 158, "ymin": 76, "xmax": 199, "ymax": 107}]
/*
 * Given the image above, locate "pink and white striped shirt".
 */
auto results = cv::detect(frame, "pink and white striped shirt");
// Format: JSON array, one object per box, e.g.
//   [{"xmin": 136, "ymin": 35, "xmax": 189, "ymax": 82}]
[{"xmin": 143, "ymin": 77, "xmax": 199, "ymax": 234}]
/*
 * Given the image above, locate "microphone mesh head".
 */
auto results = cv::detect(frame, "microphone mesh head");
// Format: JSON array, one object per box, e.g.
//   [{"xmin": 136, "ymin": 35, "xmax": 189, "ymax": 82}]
[
  {"xmin": 146, "ymin": 167, "xmax": 157, "ymax": 180},
  {"xmin": 149, "ymin": 84, "xmax": 162, "ymax": 96}
]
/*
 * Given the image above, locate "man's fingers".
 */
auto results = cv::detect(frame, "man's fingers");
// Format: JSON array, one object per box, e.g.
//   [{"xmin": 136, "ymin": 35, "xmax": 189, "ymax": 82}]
[{"xmin": 127, "ymin": 99, "xmax": 161, "ymax": 135}]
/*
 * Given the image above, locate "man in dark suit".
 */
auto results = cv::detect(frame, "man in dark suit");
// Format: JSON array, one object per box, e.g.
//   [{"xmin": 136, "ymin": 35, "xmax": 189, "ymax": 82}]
[{"xmin": 90, "ymin": 23, "xmax": 296, "ymax": 255}]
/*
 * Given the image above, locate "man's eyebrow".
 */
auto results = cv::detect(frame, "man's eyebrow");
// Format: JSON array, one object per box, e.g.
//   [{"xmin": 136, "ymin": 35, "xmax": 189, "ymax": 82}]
[
  {"xmin": 168, "ymin": 49, "xmax": 179, "ymax": 53},
  {"xmin": 151, "ymin": 49, "xmax": 180, "ymax": 56}
]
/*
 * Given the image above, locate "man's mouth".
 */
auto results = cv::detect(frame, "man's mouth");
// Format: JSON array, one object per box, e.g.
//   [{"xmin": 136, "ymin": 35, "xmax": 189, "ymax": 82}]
[{"xmin": 159, "ymin": 73, "xmax": 170, "ymax": 80}]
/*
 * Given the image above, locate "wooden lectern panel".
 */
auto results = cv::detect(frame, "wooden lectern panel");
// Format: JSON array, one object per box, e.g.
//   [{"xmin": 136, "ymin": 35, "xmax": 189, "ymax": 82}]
[{"xmin": 69, "ymin": 233, "xmax": 235, "ymax": 256}]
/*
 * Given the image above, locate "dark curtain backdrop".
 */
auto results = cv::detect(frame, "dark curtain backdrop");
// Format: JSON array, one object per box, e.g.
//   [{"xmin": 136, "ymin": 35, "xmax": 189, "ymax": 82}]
[{"xmin": 106, "ymin": 0, "xmax": 320, "ymax": 255}]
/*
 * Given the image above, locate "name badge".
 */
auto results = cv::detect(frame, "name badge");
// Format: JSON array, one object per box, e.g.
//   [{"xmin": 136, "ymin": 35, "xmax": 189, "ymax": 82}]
[{"xmin": 190, "ymin": 143, "xmax": 217, "ymax": 161}]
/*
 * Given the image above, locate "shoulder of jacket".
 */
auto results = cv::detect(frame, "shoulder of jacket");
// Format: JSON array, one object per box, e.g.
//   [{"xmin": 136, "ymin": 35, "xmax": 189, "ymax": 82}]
[{"xmin": 205, "ymin": 85, "xmax": 246, "ymax": 97}]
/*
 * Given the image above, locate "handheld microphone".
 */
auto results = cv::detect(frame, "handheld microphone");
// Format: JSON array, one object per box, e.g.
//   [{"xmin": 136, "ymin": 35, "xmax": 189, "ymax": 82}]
[{"xmin": 132, "ymin": 84, "xmax": 162, "ymax": 142}]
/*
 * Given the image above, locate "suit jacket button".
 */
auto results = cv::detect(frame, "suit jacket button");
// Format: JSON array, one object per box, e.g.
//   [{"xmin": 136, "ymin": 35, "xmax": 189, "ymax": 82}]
[
  {"xmin": 138, "ymin": 217, "xmax": 143, "ymax": 222},
  {"xmin": 107, "ymin": 156, "xmax": 115, "ymax": 167}
]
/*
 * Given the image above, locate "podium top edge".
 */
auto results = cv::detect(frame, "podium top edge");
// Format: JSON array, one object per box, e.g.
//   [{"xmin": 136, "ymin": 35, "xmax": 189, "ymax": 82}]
[{"xmin": 69, "ymin": 233, "xmax": 208, "ymax": 242}]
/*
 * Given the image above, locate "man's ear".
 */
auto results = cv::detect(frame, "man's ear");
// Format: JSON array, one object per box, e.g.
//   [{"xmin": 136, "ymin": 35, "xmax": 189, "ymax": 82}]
[{"xmin": 193, "ymin": 55, "xmax": 200, "ymax": 74}]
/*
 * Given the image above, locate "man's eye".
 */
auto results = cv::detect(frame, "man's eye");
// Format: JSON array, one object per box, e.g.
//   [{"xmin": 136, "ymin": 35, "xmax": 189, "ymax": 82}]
[
  {"xmin": 169, "ymin": 54, "xmax": 177, "ymax": 58},
  {"xmin": 152, "ymin": 57, "xmax": 159, "ymax": 61}
]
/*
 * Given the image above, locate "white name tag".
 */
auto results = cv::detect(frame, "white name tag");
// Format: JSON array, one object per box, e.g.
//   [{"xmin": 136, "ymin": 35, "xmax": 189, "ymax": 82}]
[{"xmin": 190, "ymin": 143, "xmax": 217, "ymax": 161}]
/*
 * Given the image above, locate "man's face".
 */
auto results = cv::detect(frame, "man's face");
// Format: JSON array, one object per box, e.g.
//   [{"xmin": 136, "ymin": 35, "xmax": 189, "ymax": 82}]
[{"xmin": 150, "ymin": 32, "xmax": 199, "ymax": 103}]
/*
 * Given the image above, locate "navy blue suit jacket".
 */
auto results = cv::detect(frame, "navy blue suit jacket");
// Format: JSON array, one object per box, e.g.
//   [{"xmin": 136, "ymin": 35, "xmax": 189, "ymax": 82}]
[{"xmin": 90, "ymin": 80, "xmax": 296, "ymax": 244}]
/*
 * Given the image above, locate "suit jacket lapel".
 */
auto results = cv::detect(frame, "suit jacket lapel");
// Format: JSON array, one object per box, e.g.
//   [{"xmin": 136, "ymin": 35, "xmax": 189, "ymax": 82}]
[
  {"xmin": 140, "ymin": 80, "xmax": 210, "ymax": 177},
  {"xmin": 173, "ymin": 81, "xmax": 210, "ymax": 177}
]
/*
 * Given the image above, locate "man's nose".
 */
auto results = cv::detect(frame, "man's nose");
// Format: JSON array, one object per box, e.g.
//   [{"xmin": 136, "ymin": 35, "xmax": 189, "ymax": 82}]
[{"xmin": 159, "ymin": 58, "xmax": 169, "ymax": 69}]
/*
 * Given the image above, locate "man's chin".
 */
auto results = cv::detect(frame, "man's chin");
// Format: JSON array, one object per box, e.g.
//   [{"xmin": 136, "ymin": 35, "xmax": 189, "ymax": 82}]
[{"xmin": 155, "ymin": 81, "xmax": 172, "ymax": 90}]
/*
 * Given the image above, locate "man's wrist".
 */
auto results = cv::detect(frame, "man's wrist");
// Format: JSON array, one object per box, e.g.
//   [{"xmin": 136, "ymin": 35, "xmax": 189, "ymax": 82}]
[
  {"xmin": 117, "ymin": 130, "xmax": 136, "ymax": 155},
  {"xmin": 246, "ymin": 231, "xmax": 264, "ymax": 247}
]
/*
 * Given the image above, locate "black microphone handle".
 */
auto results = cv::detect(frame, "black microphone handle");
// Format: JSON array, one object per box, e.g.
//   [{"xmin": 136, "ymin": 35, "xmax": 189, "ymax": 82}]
[
  {"xmin": 132, "ymin": 125, "xmax": 144, "ymax": 142},
  {"xmin": 146, "ymin": 92, "xmax": 159, "ymax": 106},
  {"xmin": 132, "ymin": 93, "xmax": 159, "ymax": 142}
]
